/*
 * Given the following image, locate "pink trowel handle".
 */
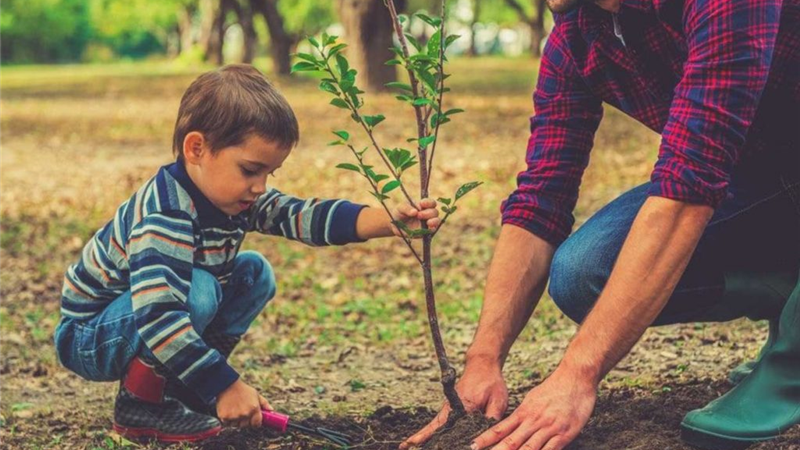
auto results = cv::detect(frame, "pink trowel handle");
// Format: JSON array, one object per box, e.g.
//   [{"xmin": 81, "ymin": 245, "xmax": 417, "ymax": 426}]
[{"xmin": 261, "ymin": 410, "xmax": 290, "ymax": 433}]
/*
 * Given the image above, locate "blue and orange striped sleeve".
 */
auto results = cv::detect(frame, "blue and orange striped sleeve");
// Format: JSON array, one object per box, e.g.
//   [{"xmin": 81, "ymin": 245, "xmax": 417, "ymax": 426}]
[
  {"xmin": 246, "ymin": 188, "xmax": 366, "ymax": 246},
  {"xmin": 127, "ymin": 211, "xmax": 239, "ymax": 405}
]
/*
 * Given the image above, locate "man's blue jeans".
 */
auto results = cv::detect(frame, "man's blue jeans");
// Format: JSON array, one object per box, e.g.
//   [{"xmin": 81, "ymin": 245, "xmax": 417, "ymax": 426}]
[
  {"xmin": 549, "ymin": 166, "xmax": 800, "ymax": 326},
  {"xmin": 55, "ymin": 251, "xmax": 276, "ymax": 382}
]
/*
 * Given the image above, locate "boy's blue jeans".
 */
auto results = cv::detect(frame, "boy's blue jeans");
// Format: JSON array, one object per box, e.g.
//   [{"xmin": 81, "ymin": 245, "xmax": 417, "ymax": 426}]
[
  {"xmin": 549, "ymin": 167, "xmax": 800, "ymax": 326},
  {"xmin": 55, "ymin": 251, "xmax": 276, "ymax": 382}
]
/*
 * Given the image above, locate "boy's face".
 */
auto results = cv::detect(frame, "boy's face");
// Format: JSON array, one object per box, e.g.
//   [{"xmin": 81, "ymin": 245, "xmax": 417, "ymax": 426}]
[{"xmin": 184, "ymin": 133, "xmax": 291, "ymax": 216}]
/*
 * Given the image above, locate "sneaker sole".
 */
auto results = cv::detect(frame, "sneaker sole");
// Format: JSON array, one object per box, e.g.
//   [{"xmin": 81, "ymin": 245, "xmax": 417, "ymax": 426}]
[
  {"xmin": 113, "ymin": 423, "xmax": 222, "ymax": 443},
  {"xmin": 680, "ymin": 422, "xmax": 778, "ymax": 450}
]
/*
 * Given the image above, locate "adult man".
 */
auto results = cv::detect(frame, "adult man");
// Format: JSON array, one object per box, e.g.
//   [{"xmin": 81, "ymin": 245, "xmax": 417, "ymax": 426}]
[{"xmin": 402, "ymin": 0, "xmax": 799, "ymax": 449}]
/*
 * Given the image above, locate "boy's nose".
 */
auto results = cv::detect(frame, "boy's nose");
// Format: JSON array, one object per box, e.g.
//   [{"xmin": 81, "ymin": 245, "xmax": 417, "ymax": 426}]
[{"xmin": 251, "ymin": 182, "xmax": 267, "ymax": 196}]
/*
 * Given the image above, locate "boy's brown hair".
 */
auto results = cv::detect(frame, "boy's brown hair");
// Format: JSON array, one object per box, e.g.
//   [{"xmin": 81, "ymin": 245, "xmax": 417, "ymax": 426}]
[{"xmin": 172, "ymin": 64, "xmax": 299, "ymax": 161}]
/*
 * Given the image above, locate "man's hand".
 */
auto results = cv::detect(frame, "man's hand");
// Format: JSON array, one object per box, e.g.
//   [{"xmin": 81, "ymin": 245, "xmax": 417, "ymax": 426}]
[
  {"xmin": 400, "ymin": 358, "xmax": 509, "ymax": 449},
  {"xmin": 470, "ymin": 367, "xmax": 596, "ymax": 450},
  {"xmin": 216, "ymin": 379, "xmax": 272, "ymax": 428},
  {"xmin": 391, "ymin": 198, "xmax": 440, "ymax": 238}
]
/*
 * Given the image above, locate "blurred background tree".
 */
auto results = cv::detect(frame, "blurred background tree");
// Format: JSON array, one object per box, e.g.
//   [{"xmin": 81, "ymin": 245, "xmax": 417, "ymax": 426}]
[{"xmin": 0, "ymin": 0, "xmax": 552, "ymax": 81}]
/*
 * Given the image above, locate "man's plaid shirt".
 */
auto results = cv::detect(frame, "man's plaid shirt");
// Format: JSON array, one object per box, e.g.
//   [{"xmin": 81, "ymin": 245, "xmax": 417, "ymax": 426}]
[{"xmin": 502, "ymin": 0, "xmax": 799, "ymax": 246}]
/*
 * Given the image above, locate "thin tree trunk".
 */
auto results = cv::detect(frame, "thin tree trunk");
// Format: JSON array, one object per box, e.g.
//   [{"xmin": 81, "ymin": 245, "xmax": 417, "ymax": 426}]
[
  {"xmin": 338, "ymin": 0, "xmax": 399, "ymax": 91},
  {"xmin": 250, "ymin": 0, "xmax": 295, "ymax": 75}
]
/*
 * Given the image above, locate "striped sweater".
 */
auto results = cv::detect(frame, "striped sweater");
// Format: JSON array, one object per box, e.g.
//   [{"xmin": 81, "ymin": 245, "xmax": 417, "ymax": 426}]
[{"xmin": 61, "ymin": 162, "xmax": 365, "ymax": 403}]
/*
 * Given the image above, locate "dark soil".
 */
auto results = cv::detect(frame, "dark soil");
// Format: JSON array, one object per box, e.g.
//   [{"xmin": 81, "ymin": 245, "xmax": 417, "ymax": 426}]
[
  {"xmin": 197, "ymin": 382, "xmax": 800, "ymax": 450},
  {"xmin": 421, "ymin": 412, "xmax": 495, "ymax": 450}
]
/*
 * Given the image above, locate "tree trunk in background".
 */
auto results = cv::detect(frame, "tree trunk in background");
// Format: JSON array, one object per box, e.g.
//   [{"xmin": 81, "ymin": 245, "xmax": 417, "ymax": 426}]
[
  {"xmin": 250, "ymin": 0, "xmax": 295, "ymax": 75},
  {"xmin": 226, "ymin": 0, "xmax": 257, "ymax": 63},
  {"xmin": 531, "ymin": 0, "xmax": 546, "ymax": 57},
  {"xmin": 177, "ymin": 2, "xmax": 197, "ymax": 56},
  {"xmin": 337, "ymin": 0, "xmax": 401, "ymax": 91},
  {"xmin": 199, "ymin": 0, "xmax": 226, "ymax": 65},
  {"xmin": 468, "ymin": 0, "xmax": 480, "ymax": 56}
]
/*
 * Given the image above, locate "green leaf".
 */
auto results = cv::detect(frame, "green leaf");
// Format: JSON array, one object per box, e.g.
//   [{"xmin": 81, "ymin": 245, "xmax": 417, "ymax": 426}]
[
  {"xmin": 327, "ymin": 140, "xmax": 344, "ymax": 146},
  {"xmin": 340, "ymin": 69, "xmax": 356, "ymax": 92},
  {"xmin": 330, "ymin": 98, "xmax": 350, "ymax": 109},
  {"xmin": 427, "ymin": 29, "xmax": 442, "ymax": 57},
  {"xmin": 445, "ymin": 108, "xmax": 465, "ymax": 116},
  {"xmin": 335, "ymin": 54, "xmax": 350, "ymax": 76},
  {"xmin": 385, "ymin": 59, "xmax": 402, "ymax": 66},
  {"xmin": 395, "ymin": 94, "xmax": 413, "ymax": 102},
  {"xmin": 363, "ymin": 114, "xmax": 386, "ymax": 128},
  {"xmin": 455, "ymin": 181, "xmax": 483, "ymax": 200},
  {"xmin": 308, "ymin": 36, "xmax": 320, "ymax": 49},
  {"xmin": 295, "ymin": 53, "xmax": 318, "ymax": 64},
  {"xmin": 413, "ymin": 97, "xmax": 432, "ymax": 107},
  {"xmin": 349, "ymin": 379, "xmax": 367, "ymax": 392},
  {"xmin": 382, "ymin": 180, "xmax": 401, "ymax": 194},
  {"xmin": 328, "ymin": 43, "xmax": 347, "ymax": 57},
  {"xmin": 445, "ymin": 34, "xmax": 461, "ymax": 49},
  {"xmin": 290, "ymin": 62, "xmax": 318, "ymax": 73},
  {"xmin": 385, "ymin": 82, "xmax": 413, "ymax": 91},
  {"xmin": 398, "ymin": 14, "xmax": 409, "ymax": 24},
  {"xmin": 437, "ymin": 197, "xmax": 452, "ymax": 206},
  {"xmin": 419, "ymin": 135, "xmax": 435, "ymax": 148},
  {"xmin": 407, "ymin": 228, "xmax": 434, "ymax": 237},
  {"xmin": 400, "ymin": 158, "xmax": 418, "ymax": 171},
  {"xmin": 333, "ymin": 130, "xmax": 349, "ymax": 141},
  {"xmin": 442, "ymin": 205, "xmax": 458, "ymax": 214},
  {"xmin": 319, "ymin": 81, "xmax": 338, "ymax": 94},
  {"xmin": 370, "ymin": 192, "xmax": 390, "ymax": 202},
  {"xmin": 336, "ymin": 163, "xmax": 360, "ymax": 173},
  {"xmin": 415, "ymin": 13, "xmax": 442, "ymax": 27},
  {"xmin": 324, "ymin": 33, "xmax": 337, "ymax": 47},
  {"xmin": 404, "ymin": 33, "xmax": 421, "ymax": 51}
]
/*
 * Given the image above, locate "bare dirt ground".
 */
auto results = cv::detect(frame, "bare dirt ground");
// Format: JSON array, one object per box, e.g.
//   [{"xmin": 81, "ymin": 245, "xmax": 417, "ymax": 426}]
[{"xmin": 2, "ymin": 58, "xmax": 796, "ymax": 449}]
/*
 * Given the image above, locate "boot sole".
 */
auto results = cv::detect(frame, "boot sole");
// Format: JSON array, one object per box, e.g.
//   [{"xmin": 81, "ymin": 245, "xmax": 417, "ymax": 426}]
[
  {"xmin": 680, "ymin": 422, "xmax": 778, "ymax": 450},
  {"xmin": 113, "ymin": 423, "xmax": 222, "ymax": 443}
]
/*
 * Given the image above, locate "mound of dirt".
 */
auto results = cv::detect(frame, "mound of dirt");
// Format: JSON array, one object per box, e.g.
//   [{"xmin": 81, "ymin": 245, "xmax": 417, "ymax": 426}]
[{"xmin": 197, "ymin": 382, "xmax": 800, "ymax": 450}]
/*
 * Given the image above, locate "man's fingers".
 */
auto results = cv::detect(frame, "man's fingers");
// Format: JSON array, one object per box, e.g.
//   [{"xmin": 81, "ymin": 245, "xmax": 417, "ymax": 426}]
[
  {"xmin": 400, "ymin": 407, "xmax": 449, "ymax": 449},
  {"xmin": 259, "ymin": 395, "xmax": 272, "ymax": 411},
  {"xmin": 485, "ymin": 396, "xmax": 508, "ymax": 421},
  {"xmin": 472, "ymin": 414, "xmax": 522, "ymax": 450},
  {"xmin": 541, "ymin": 436, "xmax": 568, "ymax": 450},
  {"xmin": 486, "ymin": 424, "xmax": 538, "ymax": 450},
  {"xmin": 427, "ymin": 218, "xmax": 442, "ymax": 229}
]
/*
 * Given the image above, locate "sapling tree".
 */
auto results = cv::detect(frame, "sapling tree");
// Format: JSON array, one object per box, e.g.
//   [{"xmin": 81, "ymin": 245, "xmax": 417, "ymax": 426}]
[{"xmin": 291, "ymin": 0, "xmax": 478, "ymax": 418}]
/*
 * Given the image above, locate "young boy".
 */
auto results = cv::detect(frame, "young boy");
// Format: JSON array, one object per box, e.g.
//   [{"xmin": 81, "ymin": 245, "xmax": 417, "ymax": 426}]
[{"xmin": 54, "ymin": 64, "xmax": 440, "ymax": 442}]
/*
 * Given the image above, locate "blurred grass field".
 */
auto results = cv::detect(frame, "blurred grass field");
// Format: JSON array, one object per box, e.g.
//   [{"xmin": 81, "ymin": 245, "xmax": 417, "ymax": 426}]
[{"xmin": 0, "ymin": 58, "xmax": 764, "ymax": 449}]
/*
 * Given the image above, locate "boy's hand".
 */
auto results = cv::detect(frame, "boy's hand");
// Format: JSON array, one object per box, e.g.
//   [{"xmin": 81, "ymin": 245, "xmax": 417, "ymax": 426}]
[
  {"xmin": 391, "ymin": 198, "xmax": 441, "ymax": 238},
  {"xmin": 216, "ymin": 379, "xmax": 272, "ymax": 428}
]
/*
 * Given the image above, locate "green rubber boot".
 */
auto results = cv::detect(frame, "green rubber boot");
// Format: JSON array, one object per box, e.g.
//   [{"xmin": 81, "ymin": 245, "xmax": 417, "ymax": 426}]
[
  {"xmin": 681, "ymin": 270, "xmax": 800, "ymax": 450},
  {"xmin": 721, "ymin": 272, "xmax": 797, "ymax": 385},
  {"xmin": 727, "ymin": 319, "xmax": 777, "ymax": 385}
]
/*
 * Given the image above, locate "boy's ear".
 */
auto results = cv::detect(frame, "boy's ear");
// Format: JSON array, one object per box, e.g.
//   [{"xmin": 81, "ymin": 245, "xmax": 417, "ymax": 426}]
[{"xmin": 182, "ymin": 132, "xmax": 207, "ymax": 165}]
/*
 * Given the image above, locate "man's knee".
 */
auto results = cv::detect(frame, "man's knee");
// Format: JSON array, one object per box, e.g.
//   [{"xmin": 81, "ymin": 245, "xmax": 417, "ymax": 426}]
[
  {"xmin": 548, "ymin": 237, "xmax": 609, "ymax": 324},
  {"xmin": 189, "ymin": 269, "xmax": 222, "ymax": 330}
]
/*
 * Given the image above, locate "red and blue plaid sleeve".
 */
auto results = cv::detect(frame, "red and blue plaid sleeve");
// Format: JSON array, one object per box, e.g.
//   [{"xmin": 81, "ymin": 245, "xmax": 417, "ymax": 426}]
[
  {"xmin": 648, "ymin": 0, "xmax": 783, "ymax": 206},
  {"xmin": 501, "ymin": 27, "xmax": 604, "ymax": 246}
]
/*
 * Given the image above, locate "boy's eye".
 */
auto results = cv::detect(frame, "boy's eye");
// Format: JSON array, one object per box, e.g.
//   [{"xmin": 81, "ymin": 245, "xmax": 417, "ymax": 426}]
[{"xmin": 240, "ymin": 166, "xmax": 259, "ymax": 177}]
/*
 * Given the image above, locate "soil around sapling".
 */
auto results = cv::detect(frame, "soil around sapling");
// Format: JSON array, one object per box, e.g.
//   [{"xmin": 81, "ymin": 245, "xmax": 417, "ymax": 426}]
[
  {"xmin": 419, "ymin": 412, "xmax": 495, "ymax": 450},
  {"xmin": 194, "ymin": 382, "xmax": 800, "ymax": 450}
]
